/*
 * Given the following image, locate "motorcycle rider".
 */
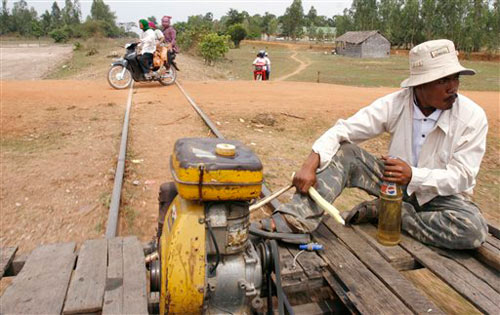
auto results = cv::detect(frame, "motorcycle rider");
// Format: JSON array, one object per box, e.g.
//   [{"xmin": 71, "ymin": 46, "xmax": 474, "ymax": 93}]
[
  {"xmin": 253, "ymin": 50, "xmax": 268, "ymax": 80},
  {"xmin": 138, "ymin": 19, "xmax": 156, "ymax": 79}
]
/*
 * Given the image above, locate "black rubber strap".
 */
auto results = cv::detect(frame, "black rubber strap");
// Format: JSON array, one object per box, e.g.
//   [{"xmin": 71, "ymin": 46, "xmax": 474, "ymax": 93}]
[{"xmin": 249, "ymin": 224, "xmax": 311, "ymax": 244}]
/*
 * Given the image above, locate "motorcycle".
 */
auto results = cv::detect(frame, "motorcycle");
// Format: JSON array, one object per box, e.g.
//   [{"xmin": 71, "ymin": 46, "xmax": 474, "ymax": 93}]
[
  {"xmin": 107, "ymin": 42, "xmax": 179, "ymax": 89},
  {"xmin": 253, "ymin": 61, "xmax": 267, "ymax": 81}
]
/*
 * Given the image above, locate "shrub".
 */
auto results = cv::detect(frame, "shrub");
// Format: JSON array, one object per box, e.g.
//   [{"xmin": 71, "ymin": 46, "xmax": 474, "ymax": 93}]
[
  {"xmin": 49, "ymin": 28, "xmax": 70, "ymax": 43},
  {"xmin": 226, "ymin": 24, "xmax": 247, "ymax": 48},
  {"xmin": 198, "ymin": 33, "xmax": 230, "ymax": 65}
]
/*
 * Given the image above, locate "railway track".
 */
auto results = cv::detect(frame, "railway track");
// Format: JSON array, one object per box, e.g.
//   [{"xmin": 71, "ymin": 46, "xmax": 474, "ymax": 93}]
[{"xmin": 104, "ymin": 81, "xmax": 280, "ymax": 238}]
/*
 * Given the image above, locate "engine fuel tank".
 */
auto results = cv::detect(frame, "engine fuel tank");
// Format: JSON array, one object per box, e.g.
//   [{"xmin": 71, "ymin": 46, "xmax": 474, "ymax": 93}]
[{"xmin": 171, "ymin": 138, "xmax": 263, "ymax": 201}]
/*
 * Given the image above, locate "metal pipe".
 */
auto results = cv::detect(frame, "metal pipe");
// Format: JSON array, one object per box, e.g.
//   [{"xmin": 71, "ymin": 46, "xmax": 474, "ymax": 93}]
[
  {"xmin": 175, "ymin": 81, "xmax": 281, "ymax": 210},
  {"xmin": 106, "ymin": 82, "xmax": 134, "ymax": 238}
]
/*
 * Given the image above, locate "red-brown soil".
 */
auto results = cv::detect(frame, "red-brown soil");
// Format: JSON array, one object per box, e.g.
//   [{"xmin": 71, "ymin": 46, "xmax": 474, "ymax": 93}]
[{"xmin": 1, "ymin": 79, "xmax": 498, "ymax": 256}]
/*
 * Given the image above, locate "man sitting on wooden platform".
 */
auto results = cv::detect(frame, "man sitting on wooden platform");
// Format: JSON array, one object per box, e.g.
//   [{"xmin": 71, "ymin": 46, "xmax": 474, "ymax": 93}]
[{"xmin": 256, "ymin": 39, "xmax": 488, "ymax": 249}]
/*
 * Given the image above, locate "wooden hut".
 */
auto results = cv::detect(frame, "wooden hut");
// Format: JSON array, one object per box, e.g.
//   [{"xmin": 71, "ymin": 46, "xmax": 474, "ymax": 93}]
[{"xmin": 335, "ymin": 31, "xmax": 390, "ymax": 58}]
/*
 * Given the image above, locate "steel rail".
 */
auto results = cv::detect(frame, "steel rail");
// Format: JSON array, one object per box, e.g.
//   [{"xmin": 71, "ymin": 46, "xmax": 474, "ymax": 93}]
[
  {"xmin": 175, "ymin": 81, "xmax": 282, "ymax": 211},
  {"xmin": 105, "ymin": 82, "xmax": 134, "ymax": 238}
]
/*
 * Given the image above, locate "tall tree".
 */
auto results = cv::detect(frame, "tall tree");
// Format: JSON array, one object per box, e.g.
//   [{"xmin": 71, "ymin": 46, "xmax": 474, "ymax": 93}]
[
  {"xmin": 420, "ymin": 0, "xmax": 439, "ymax": 40},
  {"xmin": 333, "ymin": 8, "xmax": 354, "ymax": 37},
  {"xmin": 351, "ymin": 0, "xmax": 378, "ymax": 30},
  {"xmin": 90, "ymin": 0, "xmax": 116, "ymax": 24},
  {"xmin": 400, "ymin": 0, "xmax": 421, "ymax": 48},
  {"xmin": 225, "ymin": 8, "xmax": 244, "ymax": 27},
  {"xmin": 305, "ymin": 6, "xmax": 318, "ymax": 26},
  {"xmin": 11, "ymin": 0, "xmax": 37, "ymax": 35},
  {"xmin": 280, "ymin": 0, "xmax": 304, "ymax": 40},
  {"xmin": 40, "ymin": 10, "xmax": 52, "ymax": 34},
  {"xmin": 261, "ymin": 12, "xmax": 278, "ymax": 37},
  {"xmin": 50, "ymin": 1, "xmax": 62, "ymax": 28},
  {"xmin": 62, "ymin": 0, "xmax": 80, "ymax": 25},
  {"xmin": 1, "ymin": 0, "xmax": 10, "ymax": 34},
  {"xmin": 486, "ymin": 0, "xmax": 500, "ymax": 50}
]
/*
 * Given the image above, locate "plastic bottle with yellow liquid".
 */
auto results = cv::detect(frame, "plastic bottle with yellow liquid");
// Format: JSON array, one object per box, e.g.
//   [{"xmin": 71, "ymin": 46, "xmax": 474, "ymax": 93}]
[{"xmin": 377, "ymin": 180, "xmax": 403, "ymax": 246}]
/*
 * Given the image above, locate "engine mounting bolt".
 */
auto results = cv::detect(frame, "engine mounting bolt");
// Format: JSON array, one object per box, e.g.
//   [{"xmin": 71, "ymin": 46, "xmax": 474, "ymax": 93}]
[
  {"xmin": 198, "ymin": 218, "xmax": 205, "ymax": 224},
  {"xmin": 198, "ymin": 286, "xmax": 204, "ymax": 293}
]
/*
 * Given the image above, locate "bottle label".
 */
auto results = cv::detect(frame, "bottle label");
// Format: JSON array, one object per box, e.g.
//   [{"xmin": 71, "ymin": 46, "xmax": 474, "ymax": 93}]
[{"xmin": 381, "ymin": 182, "xmax": 398, "ymax": 196}]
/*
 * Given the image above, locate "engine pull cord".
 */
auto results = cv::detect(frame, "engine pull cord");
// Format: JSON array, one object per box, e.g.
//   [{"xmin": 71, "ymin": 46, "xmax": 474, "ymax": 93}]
[{"xmin": 269, "ymin": 239, "xmax": 295, "ymax": 315}]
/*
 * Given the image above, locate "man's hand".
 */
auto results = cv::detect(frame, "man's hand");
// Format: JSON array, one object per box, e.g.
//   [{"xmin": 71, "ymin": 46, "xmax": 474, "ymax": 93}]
[
  {"xmin": 293, "ymin": 152, "xmax": 320, "ymax": 194},
  {"xmin": 382, "ymin": 156, "xmax": 412, "ymax": 185}
]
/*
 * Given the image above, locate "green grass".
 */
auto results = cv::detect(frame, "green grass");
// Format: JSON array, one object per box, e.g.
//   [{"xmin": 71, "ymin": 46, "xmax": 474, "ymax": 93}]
[{"xmin": 222, "ymin": 42, "xmax": 499, "ymax": 91}]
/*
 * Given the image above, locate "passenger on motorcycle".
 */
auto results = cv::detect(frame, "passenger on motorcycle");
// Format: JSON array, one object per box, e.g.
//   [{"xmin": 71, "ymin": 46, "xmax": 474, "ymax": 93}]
[
  {"xmin": 161, "ymin": 16, "xmax": 178, "ymax": 64},
  {"xmin": 264, "ymin": 52, "xmax": 271, "ymax": 80},
  {"xmin": 138, "ymin": 19, "xmax": 156, "ymax": 79},
  {"xmin": 149, "ymin": 21, "xmax": 165, "ymax": 44}
]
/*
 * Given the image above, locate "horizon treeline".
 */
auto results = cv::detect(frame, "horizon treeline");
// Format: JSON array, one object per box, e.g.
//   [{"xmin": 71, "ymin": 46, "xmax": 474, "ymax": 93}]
[
  {"xmin": 1, "ymin": 0, "xmax": 498, "ymax": 52},
  {"xmin": 0, "ymin": 0, "xmax": 133, "ymax": 42}
]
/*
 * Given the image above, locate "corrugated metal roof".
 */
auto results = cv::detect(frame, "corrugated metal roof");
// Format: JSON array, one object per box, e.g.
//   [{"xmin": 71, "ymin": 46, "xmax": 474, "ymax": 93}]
[{"xmin": 335, "ymin": 30, "xmax": 383, "ymax": 44}]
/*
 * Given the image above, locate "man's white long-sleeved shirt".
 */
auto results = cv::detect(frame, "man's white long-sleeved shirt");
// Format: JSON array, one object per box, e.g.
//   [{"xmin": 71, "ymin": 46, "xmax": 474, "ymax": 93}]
[
  {"xmin": 312, "ymin": 88, "xmax": 488, "ymax": 206},
  {"xmin": 139, "ymin": 29, "xmax": 156, "ymax": 54}
]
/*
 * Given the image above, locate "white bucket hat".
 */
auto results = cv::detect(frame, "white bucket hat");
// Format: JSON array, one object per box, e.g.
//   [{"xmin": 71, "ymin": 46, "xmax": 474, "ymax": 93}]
[{"xmin": 400, "ymin": 39, "xmax": 475, "ymax": 88}]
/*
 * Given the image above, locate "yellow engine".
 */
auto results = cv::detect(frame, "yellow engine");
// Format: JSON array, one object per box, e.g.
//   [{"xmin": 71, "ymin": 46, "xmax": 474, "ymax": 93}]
[{"xmin": 154, "ymin": 138, "xmax": 265, "ymax": 314}]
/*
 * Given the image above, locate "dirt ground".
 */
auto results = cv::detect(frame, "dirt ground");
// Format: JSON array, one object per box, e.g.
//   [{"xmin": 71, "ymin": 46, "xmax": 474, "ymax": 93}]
[
  {"xmin": 0, "ymin": 44, "xmax": 73, "ymax": 80},
  {"xmin": 1, "ymin": 44, "xmax": 499, "ymax": 258}
]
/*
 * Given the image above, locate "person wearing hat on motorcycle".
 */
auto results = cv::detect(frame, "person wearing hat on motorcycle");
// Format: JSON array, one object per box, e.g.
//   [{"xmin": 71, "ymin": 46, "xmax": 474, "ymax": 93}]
[
  {"xmin": 138, "ymin": 19, "xmax": 156, "ymax": 79},
  {"xmin": 256, "ymin": 39, "xmax": 488, "ymax": 250}
]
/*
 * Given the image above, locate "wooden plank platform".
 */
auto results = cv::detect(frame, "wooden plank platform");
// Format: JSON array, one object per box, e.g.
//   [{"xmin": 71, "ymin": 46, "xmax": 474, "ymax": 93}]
[
  {"xmin": 0, "ymin": 242, "xmax": 76, "ymax": 314},
  {"xmin": 1, "ymin": 222, "xmax": 498, "ymax": 315},
  {"xmin": 0, "ymin": 237, "xmax": 147, "ymax": 315}
]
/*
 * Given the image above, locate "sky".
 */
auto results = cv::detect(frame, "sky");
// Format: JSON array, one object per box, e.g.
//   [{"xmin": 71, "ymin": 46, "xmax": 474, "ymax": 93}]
[{"xmin": 12, "ymin": 0, "xmax": 353, "ymax": 24}]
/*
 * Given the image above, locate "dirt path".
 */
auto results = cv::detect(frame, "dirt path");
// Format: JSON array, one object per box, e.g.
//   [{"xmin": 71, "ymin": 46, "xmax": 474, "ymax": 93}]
[
  {"xmin": 0, "ymin": 45, "xmax": 73, "ymax": 80},
  {"xmin": 275, "ymin": 50, "xmax": 311, "ymax": 81}
]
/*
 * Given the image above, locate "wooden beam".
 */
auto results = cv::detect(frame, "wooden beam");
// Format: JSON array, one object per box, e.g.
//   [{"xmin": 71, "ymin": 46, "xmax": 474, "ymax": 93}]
[
  {"xmin": 486, "ymin": 234, "xmax": 500, "ymax": 251},
  {"xmin": 0, "ymin": 242, "xmax": 76, "ymax": 314},
  {"xmin": 352, "ymin": 224, "xmax": 416, "ymax": 270},
  {"xmin": 433, "ymin": 247, "xmax": 499, "ymax": 293},
  {"xmin": 474, "ymin": 242, "xmax": 500, "ymax": 272},
  {"xmin": 323, "ymin": 218, "xmax": 443, "ymax": 314},
  {"xmin": 400, "ymin": 234, "xmax": 500, "ymax": 314},
  {"xmin": 292, "ymin": 300, "xmax": 336, "ymax": 314},
  {"xmin": 122, "ymin": 236, "xmax": 148, "ymax": 314},
  {"xmin": 63, "ymin": 239, "xmax": 108, "ymax": 314},
  {"xmin": 314, "ymin": 223, "xmax": 413, "ymax": 314},
  {"xmin": 103, "ymin": 237, "xmax": 124, "ymax": 314},
  {"xmin": 402, "ymin": 269, "xmax": 482, "ymax": 315},
  {"xmin": 4, "ymin": 253, "xmax": 27, "ymax": 277},
  {"xmin": 0, "ymin": 247, "xmax": 17, "ymax": 279}
]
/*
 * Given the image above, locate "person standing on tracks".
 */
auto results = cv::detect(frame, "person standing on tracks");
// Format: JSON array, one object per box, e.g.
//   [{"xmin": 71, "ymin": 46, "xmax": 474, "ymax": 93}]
[
  {"xmin": 138, "ymin": 19, "xmax": 156, "ymax": 79},
  {"xmin": 254, "ymin": 39, "xmax": 488, "ymax": 250}
]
